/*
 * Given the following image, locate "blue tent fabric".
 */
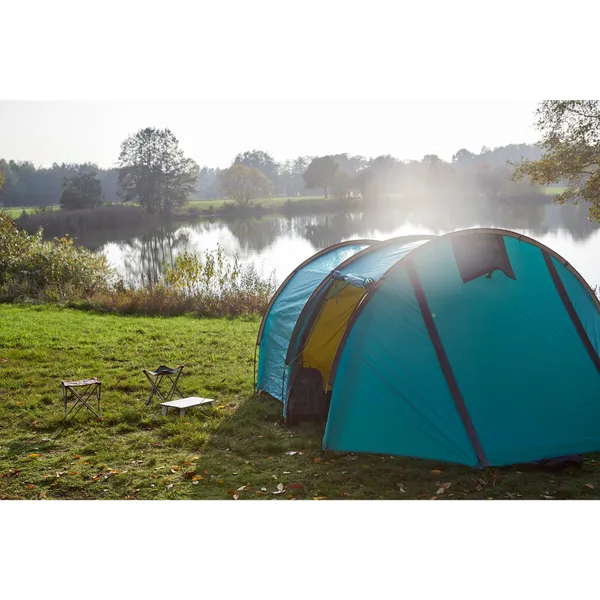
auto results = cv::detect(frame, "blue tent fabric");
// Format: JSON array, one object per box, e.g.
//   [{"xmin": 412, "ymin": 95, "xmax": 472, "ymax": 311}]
[
  {"xmin": 322, "ymin": 265, "xmax": 479, "ymax": 466},
  {"xmin": 552, "ymin": 256, "xmax": 600, "ymax": 356},
  {"xmin": 281, "ymin": 236, "xmax": 435, "ymax": 414},
  {"xmin": 258, "ymin": 229, "xmax": 600, "ymax": 467},
  {"xmin": 256, "ymin": 242, "xmax": 372, "ymax": 400}
]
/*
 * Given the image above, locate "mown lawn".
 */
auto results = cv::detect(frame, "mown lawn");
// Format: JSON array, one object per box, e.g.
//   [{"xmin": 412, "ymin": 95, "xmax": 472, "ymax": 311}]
[
  {"xmin": 0, "ymin": 206, "xmax": 60, "ymax": 219},
  {"xmin": 543, "ymin": 186, "xmax": 567, "ymax": 195},
  {"xmin": 1, "ymin": 304, "xmax": 600, "ymax": 500},
  {"xmin": 182, "ymin": 195, "xmax": 329, "ymax": 212}
]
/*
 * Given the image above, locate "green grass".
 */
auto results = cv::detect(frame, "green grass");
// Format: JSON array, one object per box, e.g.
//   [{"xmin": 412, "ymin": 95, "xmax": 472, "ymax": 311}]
[
  {"xmin": 1, "ymin": 304, "xmax": 600, "ymax": 500},
  {"xmin": 543, "ymin": 186, "xmax": 567, "ymax": 196},
  {"xmin": 0, "ymin": 206, "xmax": 60, "ymax": 219},
  {"xmin": 181, "ymin": 195, "xmax": 329, "ymax": 212}
]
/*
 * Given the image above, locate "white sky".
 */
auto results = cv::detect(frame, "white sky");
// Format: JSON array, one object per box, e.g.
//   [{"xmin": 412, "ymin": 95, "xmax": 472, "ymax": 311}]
[
  {"xmin": 0, "ymin": 100, "xmax": 539, "ymax": 169},
  {"xmin": 2, "ymin": 0, "xmax": 574, "ymax": 171}
]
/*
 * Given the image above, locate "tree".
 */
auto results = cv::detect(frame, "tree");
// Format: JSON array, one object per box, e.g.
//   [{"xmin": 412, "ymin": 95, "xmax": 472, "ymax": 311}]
[
  {"xmin": 234, "ymin": 150, "xmax": 279, "ymax": 187},
  {"xmin": 0, "ymin": 171, "xmax": 4, "ymax": 195},
  {"xmin": 452, "ymin": 148, "xmax": 476, "ymax": 165},
  {"xmin": 60, "ymin": 172, "xmax": 103, "ymax": 210},
  {"xmin": 219, "ymin": 164, "xmax": 274, "ymax": 207},
  {"xmin": 303, "ymin": 156, "xmax": 339, "ymax": 198},
  {"xmin": 513, "ymin": 101, "xmax": 600, "ymax": 221},
  {"xmin": 117, "ymin": 127, "xmax": 199, "ymax": 214}
]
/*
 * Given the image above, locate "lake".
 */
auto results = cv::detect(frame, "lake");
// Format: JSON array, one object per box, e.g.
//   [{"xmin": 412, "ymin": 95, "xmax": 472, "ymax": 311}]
[{"xmin": 85, "ymin": 200, "xmax": 600, "ymax": 289}]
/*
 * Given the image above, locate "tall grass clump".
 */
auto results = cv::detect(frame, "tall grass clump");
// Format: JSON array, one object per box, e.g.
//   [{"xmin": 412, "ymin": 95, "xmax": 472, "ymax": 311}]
[
  {"xmin": 1, "ymin": 215, "xmax": 277, "ymax": 317},
  {"xmin": 90, "ymin": 246, "xmax": 277, "ymax": 317},
  {"xmin": 0, "ymin": 213, "xmax": 113, "ymax": 301}
]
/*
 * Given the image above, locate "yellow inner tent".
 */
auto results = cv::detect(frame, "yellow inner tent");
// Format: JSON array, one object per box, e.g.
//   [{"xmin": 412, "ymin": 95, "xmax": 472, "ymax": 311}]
[{"xmin": 300, "ymin": 282, "xmax": 367, "ymax": 389}]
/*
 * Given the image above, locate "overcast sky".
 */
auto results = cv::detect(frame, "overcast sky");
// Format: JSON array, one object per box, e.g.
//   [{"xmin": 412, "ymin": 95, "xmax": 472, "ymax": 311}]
[{"xmin": 0, "ymin": 100, "xmax": 540, "ymax": 169}]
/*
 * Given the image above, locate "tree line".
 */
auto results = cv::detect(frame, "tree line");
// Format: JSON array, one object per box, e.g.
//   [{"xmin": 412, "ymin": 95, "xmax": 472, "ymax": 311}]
[{"xmin": 0, "ymin": 128, "xmax": 546, "ymax": 214}]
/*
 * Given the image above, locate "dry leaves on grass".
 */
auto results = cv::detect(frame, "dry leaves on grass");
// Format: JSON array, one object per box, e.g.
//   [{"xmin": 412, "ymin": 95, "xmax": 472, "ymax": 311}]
[{"xmin": 435, "ymin": 482, "xmax": 452, "ymax": 496}]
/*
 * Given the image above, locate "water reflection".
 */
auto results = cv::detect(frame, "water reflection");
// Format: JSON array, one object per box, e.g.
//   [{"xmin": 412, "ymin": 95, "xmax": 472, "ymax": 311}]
[{"xmin": 93, "ymin": 199, "xmax": 600, "ymax": 288}]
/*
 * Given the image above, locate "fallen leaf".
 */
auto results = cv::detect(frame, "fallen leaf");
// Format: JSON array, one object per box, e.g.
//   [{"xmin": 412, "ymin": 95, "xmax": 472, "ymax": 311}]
[
  {"xmin": 183, "ymin": 461, "xmax": 191, "ymax": 467},
  {"xmin": 286, "ymin": 451, "xmax": 297, "ymax": 456},
  {"xmin": 255, "ymin": 490, "xmax": 264, "ymax": 496},
  {"xmin": 430, "ymin": 469, "xmax": 442, "ymax": 475},
  {"xmin": 26, "ymin": 484, "xmax": 37, "ymax": 489},
  {"xmin": 287, "ymin": 495, "xmax": 294, "ymax": 499},
  {"xmin": 313, "ymin": 458, "xmax": 322, "ymax": 463},
  {"xmin": 68, "ymin": 472, "xmax": 77, "ymax": 476},
  {"xmin": 192, "ymin": 481, "xmax": 199, "ymax": 485},
  {"xmin": 39, "ymin": 491, "xmax": 47, "ymax": 499},
  {"xmin": 267, "ymin": 456, "xmax": 274, "ymax": 460},
  {"xmin": 191, "ymin": 456, "xmax": 200, "ymax": 461},
  {"xmin": 260, "ymin": 487, "xmax": 267, "ymax": 492},
  {"xmin": 237, "ymin": 485, "xmax": 247, "ymax": 491},
  {"xmin": 191, "ymin": 475, "xmax": 204, "ymax": 482},
  {"xmin": 203, "ymin": 469, "xmax": 209, "ymax": 474},
  {"xmin": 74, "ymin": 455, "xmax": 81, "ymax": 459},
  {"xmin": 227, "ymin": 489, "xmax": 236, "ymax": 495},
  {"xmin": 17, "ymin": 401, "xmax": 23, "ymax": 406},
  {"xmin": 542, "ymin": 495, "xmax": 554, "ymax": 500},
  {"xmin": 167, "ymin": 484, "xmax": 174, "ymax": 490},
  {"xmin": 233, "ymin": 494, "xmax": 239, "ymax": 500},
  {"xmin": 313, "ymin": 496, "xmax": 327, "ymax": 500},
  {"xmin": 271, "ymin": 474, "xmax": 278, "ymax": 480},
  {"xmin": 436, "ymin": 487, "xmax": 445, "ymax": 495},
  {"xmin": 217, "ymin": 480, "xmax": 224, "ymax": 485},
  {"xmin": 288, "ymin": 483, "xmax": 303, "ymax": 489},
  {"xmin": 586, "ymin": 483, "xmax": 595, "ymax": 489},
  {"xmin": 183, "ymin": 471, "xmax": 196, "ymax": 479},
  {"xmin": 171, "ymin": 466, "xmax": 180, "ymax": 471},
  {"xmin": 273, "ymin": 483, "xmax": 285, "ymax": 494},
  {"xmin": 28, "ymin": 453, "xmax": 40, "ymax": 459},
  {"xmin": 397, "ymin": 483, "xmax": 406, "ymax": 493}
]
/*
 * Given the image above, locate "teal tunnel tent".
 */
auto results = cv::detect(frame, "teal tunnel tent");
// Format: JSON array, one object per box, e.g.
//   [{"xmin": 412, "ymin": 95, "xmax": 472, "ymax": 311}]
[{"xmin": 255, "ymin": 229, "xmax": 600, "ymax": 467}]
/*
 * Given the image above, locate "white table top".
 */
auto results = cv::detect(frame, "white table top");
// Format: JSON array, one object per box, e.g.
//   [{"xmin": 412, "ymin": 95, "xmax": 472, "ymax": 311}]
[{"xmin": 159, "ymin": 396, "xmax": 215, "ymax": 409}]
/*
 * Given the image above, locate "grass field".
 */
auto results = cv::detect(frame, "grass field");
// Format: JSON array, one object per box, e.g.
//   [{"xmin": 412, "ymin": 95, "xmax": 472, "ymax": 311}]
[
  {"xmin": 180, "ymin": 195, "xmax": 330, "ymax": 214},
  {"xmin": 0, "ymin": 206, "xmax": 60, "ymax": 219},
  {"xmin": 543, "ymin": 186, "xmax": 567, "ymax": 196},
  {"xmin": 2, "ymin": 303, "xmax": 600, "ymax": 501}
]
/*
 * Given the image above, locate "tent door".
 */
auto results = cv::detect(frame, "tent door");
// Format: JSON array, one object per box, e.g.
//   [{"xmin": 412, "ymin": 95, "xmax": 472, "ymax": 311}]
[{"xmin": 286, "ymin": 366, "xmax": 330, "ymax": 425}]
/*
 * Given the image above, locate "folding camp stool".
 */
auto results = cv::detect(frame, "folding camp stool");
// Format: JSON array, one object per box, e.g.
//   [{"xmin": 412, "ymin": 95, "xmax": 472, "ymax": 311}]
[
  {"xmin": 143, "ymin": 364, "xmax": 185, "ymax": 406},
  {"xmin": 61, "ymin": 378, "xmax": 102, "ymax": 420}
]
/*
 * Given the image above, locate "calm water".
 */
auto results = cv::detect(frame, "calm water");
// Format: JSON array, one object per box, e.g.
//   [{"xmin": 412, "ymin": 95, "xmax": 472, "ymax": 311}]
[{"xmin": 85, "ymin": 201, "xmax": 600, "ymax": 289}]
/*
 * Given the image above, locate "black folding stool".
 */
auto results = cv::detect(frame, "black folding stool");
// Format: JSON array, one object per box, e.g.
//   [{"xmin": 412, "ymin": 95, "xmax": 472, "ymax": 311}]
[{"xmin": 143, "ymin": 365, "xmax": 185, "ymax": 406}]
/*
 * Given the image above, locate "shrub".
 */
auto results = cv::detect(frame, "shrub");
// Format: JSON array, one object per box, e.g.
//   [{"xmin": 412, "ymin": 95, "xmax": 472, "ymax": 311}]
[
  {"xmin": 0, "ymin": 214, "xmax": 113, "ymax": 301},
  {"xmin": 0, "ymin": 215, "xmax": 277, "ymax": 317}
]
